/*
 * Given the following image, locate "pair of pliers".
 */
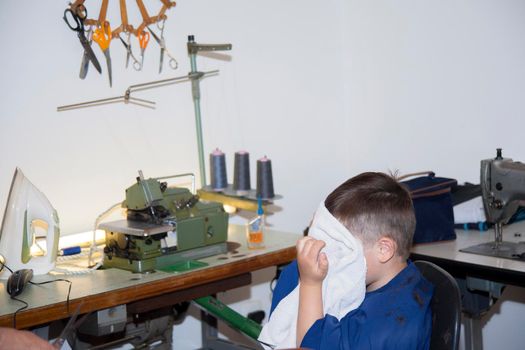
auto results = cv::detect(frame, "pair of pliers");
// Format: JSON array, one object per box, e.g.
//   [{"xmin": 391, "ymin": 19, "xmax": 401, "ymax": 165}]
[{"xmin": 93, "ymin": 23, "xmax": 112, "ymax": 87}]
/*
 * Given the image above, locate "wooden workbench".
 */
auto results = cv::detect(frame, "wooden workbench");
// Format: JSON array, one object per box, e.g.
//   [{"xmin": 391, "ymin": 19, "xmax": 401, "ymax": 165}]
[{"xmin": 0, "ymin": 225, "xmax": 298, "ymax": 329}]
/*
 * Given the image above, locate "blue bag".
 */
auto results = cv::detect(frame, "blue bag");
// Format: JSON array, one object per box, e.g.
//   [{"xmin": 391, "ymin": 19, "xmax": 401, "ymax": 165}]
[{"xmin": 400, "ymin": 172, "xmax": 458, "ymax": 244}]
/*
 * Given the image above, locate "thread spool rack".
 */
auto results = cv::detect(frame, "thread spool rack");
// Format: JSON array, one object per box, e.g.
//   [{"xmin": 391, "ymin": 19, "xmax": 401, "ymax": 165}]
[{"xmin": 198, "ymin": 150, "xmax": 281, "ymax": 212}]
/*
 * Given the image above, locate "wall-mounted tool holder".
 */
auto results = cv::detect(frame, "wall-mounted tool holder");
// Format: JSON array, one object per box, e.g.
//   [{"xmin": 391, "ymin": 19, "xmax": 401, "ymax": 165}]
[{"xmin": 64, "ymin": 0, "xmax": 178, "ymax": 84}]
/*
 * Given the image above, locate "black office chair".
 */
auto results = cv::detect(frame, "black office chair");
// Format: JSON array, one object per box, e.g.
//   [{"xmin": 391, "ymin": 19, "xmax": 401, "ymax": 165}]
[{"xmin": 414, "ymin": 260, "xmax": 461, "ymax": 350}]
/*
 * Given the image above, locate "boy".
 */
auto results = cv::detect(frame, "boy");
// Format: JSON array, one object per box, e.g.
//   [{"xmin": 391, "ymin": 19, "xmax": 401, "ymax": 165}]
[{"xmin": 271, "ymin": 172, "xmax": 433, "ymax": 349}]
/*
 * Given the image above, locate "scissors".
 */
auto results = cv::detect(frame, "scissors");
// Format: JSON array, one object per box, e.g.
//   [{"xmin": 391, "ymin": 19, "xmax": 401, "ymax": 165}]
[
  {"xmin": 138, "ymin": 31, "xmax": 150, "ymax": 70},
  {"xmin": 119, "ymin": 33, "xmax": 141, "ymax": 71},
  {"xmin": 63, "ymin": 8, "xmax": 102, "ymax": 75},
  {"xmin": 51, "ymin": 303, "xmax": 89, "ymax": 349},
  {"xmin": 93, "ymin": 22, "xmax": 113, "ymax": 87},
  {"xmin": 147, "ymin": 21, "xmax": 178, "ymax": 73},
  {"xmin": 79, "ymin": 26, "xmax": 94, "ymax": 79}
]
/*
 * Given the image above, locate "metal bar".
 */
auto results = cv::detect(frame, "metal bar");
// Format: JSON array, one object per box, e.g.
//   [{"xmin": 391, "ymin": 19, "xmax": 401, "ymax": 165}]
[
  {"xmin": 463, "ymin": 314, "xmax": 483, "ymax": 350},
  {"xmin": 189, "ymin": 45, "xmax": 207, "ymax": 188},
  {"xmin": 56, "ymin": 72, "xmax": 218, "ymax": 112},
  {"xmin": 128, "ymin": 96, "xmax": 155, "ymax": 105},
  {"xmin": 127, "ymin": 100, "xmax": 156, "ymax": 110},
  {"xmin": 129, "ymin": 75, "xmax": 189, "ymax": 90},
  {"xmin": 188, "ymin": 43, "xmax": 232, "ymax": 55},
  {"xmin": 127, "ymin": 70, "xmax": 219, "ymax": 92},
  {"xmin": 57, "ymin": 96, "xmax": 125, "ymax": 112},
  {"xmin": 154, "ymin": 173, "xmax": 195, "ymax": 194},
  {"xmin": 57, "ymin": 95, "xmax": 155, "ymax": 112}
]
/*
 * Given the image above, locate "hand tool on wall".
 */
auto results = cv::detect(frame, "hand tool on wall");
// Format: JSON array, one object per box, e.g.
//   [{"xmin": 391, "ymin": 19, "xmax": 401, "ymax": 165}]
[
  {"xmin": 93, "ymin": 23, "xmax": 113, "ymax": 87},
  {"xmin": 65, "ymin": 0, "xmax": 177, "ymax": 82},
  {"xmin": 63, "ymin": 7, "xmax": 102, "ymax": 75},
  {"xmin": 148, "ymin": 21, "xmax": 178, "ymax": 73},
  {"xmin": 119, "ymin": 33, "xmax": 141, "ymax": 70},
  {"xmin": 138, "ymin": 31, "xmax": 150, "ymax": 70},
  {"xmin": 79, "ymin": 26, "xmax": 94, "ymax": 79},
  {"xmin": 116, "ymin": 0, "xmax": 140, "ymax": 70}
]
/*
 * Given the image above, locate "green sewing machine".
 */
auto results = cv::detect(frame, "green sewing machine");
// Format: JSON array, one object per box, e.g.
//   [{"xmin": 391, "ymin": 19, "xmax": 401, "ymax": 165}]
[{"xmin": 100, "ymin": 172, "xmax": 229, "ymax": 273}]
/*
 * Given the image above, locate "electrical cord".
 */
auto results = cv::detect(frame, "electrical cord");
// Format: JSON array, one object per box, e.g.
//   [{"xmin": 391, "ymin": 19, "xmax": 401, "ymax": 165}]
[
  {"xmin": 1, "ymin": 259, "xmax": 72, "ymax": 328},
  {"xmin": 29, "ymin": 279, "xmax": 72, "ymax": 312},
  {"xmin": 10, "ymin": 297, "xmax": 28, "ymax": 328},
  {"xmin": 0, "ymin": 259, "xmax": 27, "ymax": 328}
]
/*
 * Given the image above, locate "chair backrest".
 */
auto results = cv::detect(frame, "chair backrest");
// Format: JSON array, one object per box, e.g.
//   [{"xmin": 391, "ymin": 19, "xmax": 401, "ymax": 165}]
[{"xmin": 414, "ymin": 260, "xmax": 461, "ymax": 350}]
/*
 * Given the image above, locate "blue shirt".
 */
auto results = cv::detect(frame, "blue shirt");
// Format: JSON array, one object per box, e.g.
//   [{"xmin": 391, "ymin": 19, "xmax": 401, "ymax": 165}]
[{"xmin": 271, "ymin": 260, "xmax": 433, "ymax": 350}]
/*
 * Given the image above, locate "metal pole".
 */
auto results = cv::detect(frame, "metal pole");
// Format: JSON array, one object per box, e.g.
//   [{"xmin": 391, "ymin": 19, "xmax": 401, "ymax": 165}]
[
  {"xmin": 187, "ymin": 35, "xmax": 232, "ymax": 189},
  {"xmin": 188, "ymin": 36, "xmax": 207, "ymax": 188}
]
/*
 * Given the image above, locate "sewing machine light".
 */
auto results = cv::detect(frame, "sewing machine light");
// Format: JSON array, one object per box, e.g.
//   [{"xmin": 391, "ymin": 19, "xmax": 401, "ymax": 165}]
[{"xmin": 223, "ymin": 204, "xmax": 237, "ymax": 214}]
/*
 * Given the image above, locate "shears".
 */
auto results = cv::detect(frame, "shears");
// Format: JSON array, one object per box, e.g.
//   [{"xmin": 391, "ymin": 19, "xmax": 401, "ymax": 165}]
[
  {"xmin": 138, "ymin": 31, "xmax": 150, "ymax": 70},
  {"xmin": 147, "ymin": 20, "xmax": 178, "ymax": 73},
  {"xmin": 79, "ymin": 26, "xmax": 94, "ymax": 79},
  {"xmin": 63, "ymin": 7, "xmax": 102, "ymax": 75},
  {"xmin": 119, "ymin": 32, "xmax": 141, "ymax": 71},
  {"xmin": 93, "ymin": 22, "xmax": 113, "ymax": 87}
]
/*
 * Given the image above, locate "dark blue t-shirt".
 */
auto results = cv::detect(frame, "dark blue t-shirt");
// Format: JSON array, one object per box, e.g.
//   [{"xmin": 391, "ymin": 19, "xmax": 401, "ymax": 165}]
[{"xmin": 270, "ymin": 260, "xmax": 433, "ymax": 350}]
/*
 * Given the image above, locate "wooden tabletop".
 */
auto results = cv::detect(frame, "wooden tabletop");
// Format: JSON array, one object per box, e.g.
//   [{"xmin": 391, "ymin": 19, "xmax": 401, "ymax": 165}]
[{"xmin": 0, "ymin": 225, "xmax": 298, "ymax": 329}]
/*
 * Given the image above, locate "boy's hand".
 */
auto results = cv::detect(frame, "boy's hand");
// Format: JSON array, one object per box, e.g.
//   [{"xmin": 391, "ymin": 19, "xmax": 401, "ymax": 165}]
[{"xmin": 297, "ymin": 237, "xmax": 329, "ymax": 286}]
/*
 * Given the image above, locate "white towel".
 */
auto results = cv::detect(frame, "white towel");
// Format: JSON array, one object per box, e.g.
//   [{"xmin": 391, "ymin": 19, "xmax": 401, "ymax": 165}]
[{"xmin": 258, "ymin": 202, "xmax": 367, "ymax": 349}]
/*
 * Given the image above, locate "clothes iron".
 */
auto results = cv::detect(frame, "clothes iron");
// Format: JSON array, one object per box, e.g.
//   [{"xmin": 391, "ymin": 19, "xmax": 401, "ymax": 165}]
[{"xmin": 0, "ymin": 168, "xmax": 60, "ymax": 278}]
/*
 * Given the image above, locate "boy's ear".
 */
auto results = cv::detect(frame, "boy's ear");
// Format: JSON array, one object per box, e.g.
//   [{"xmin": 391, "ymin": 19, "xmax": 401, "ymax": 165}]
[{"xmin": 376, "ymin": 237, "xmax": 396, "ymax": 263}]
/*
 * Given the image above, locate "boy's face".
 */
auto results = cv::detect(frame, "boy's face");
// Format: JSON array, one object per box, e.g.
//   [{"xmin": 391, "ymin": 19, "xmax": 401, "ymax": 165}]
[{"xmin": 360, "ymin": 235, "xmax": 405, "ymax": 292}]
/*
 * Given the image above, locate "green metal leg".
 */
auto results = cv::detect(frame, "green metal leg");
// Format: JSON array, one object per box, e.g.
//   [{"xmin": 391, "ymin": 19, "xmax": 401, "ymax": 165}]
[{"xmin": 194, "ymin": 296, "xmax": 262, "ymax": 341}]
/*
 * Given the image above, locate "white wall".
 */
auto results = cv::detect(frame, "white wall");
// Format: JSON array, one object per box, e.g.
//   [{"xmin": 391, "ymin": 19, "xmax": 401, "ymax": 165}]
[
  {"xmin": 341, "ymin": 0, "xmax": 525, "ymax": 179},
  {"xmin": 0, "ymin": 0, "xmax": 348, "ymax": 236},
  {"xmin": 1, "ymin": 0, "xmax": 525, "ymax": 349}
]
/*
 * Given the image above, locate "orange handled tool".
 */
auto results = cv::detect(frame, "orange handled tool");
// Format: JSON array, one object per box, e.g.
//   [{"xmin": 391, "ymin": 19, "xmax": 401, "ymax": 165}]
[
  {"xmin": 93, "ymin": 23, "xmax": 112, "ymax": 86},
  {"xmin": 138, "ymin": 31, "xmax": 150, "ymax": 69},
  {"xmin": 93, "ymin": 23, "xmax": 111, "ymax": 50}
]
